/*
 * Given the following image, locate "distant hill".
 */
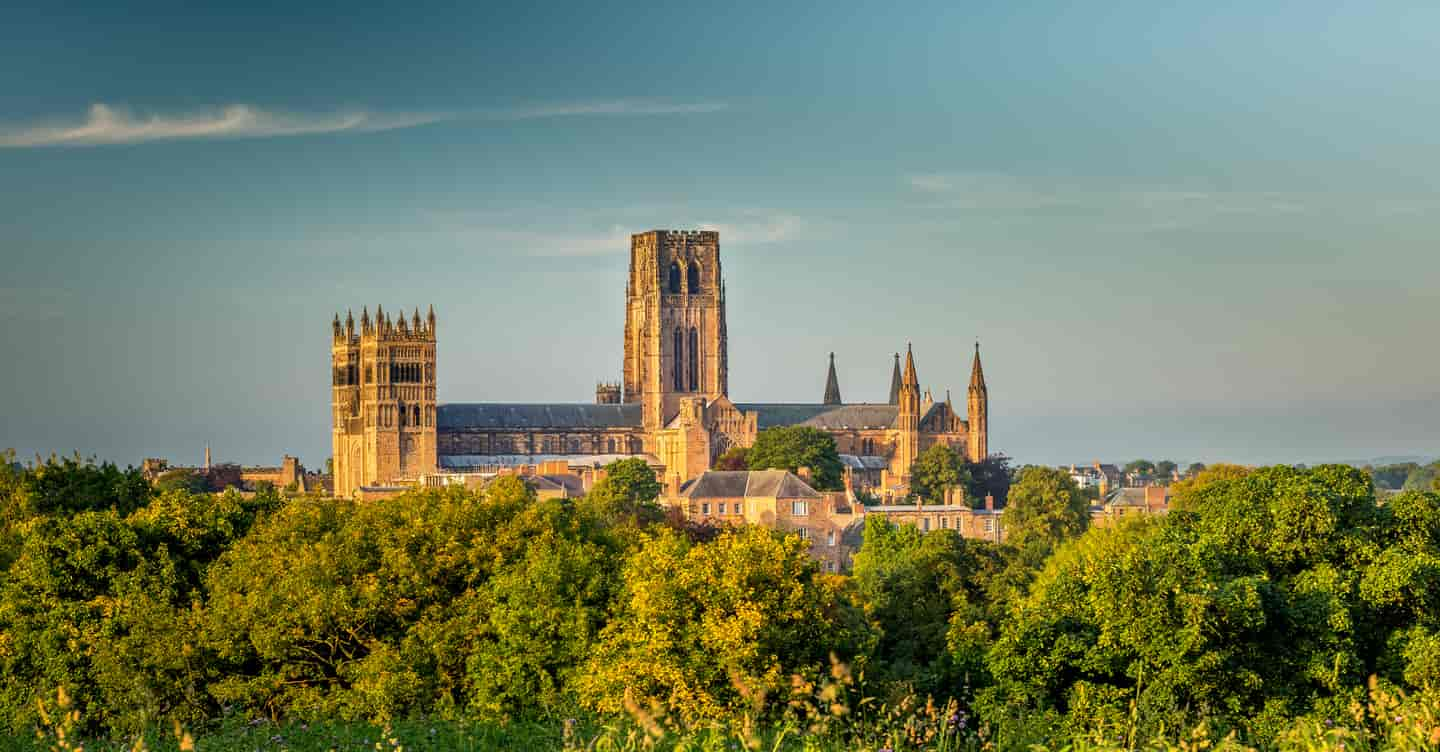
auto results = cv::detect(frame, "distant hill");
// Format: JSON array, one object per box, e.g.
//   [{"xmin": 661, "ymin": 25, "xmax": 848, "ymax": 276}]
[{"xmin": 1335, "ymin": 455, "xmax": 1437, "ymax": 468}]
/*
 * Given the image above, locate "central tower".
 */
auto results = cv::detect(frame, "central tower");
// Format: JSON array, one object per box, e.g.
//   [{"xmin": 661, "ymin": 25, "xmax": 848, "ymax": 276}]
[{"xmin": 623, "ymin": 230, "xmax": 728, "ymax": 439}]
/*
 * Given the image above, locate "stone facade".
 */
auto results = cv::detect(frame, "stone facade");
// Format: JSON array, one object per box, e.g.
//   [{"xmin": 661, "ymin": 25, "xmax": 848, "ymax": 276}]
[
  {"xmin": 330, "ymin": 229, "xmax": 991, "ymax": 499},
  {"xmin": 331, "ymin": 306, "xmax": 437, "ymax": 498}
]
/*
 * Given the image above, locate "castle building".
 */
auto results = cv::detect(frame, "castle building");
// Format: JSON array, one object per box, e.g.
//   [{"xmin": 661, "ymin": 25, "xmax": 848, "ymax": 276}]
[{"xmin": 330, "ymin": 229, "xmax": 990, "ymax": 499}]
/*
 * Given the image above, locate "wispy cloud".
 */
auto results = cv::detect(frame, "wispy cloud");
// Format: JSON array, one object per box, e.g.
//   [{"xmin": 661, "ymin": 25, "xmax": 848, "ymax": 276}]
[
  {"xmin": 0, "ymin": 98, "xmax": 729, "ymax": 148},
  {"xmin": 0, "ymin": 104, "xmax": 442, "ymax": 147}
]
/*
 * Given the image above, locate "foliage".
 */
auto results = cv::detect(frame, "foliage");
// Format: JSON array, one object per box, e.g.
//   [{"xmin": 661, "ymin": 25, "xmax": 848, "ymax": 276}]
[
  {"xmin": 1124, "ymin": 459, "xmax": 1156, "ymax": 477},
  {"xmin": 579, "ymin": 525, "xmax": 872, "ymax": 723},
  {"xmin": 746, "ymin": 426, "xmax": 844, "ymax": 491},
  {"xmin": 714, "ymin": 446, "xmax": 750, "ymax": 471},
  {"xmin": 964, "ymin": 454, "xmax": 1013, "ymax": 507},
  {"xmin": 984, "ymin": 464, "xmax": 1440, "ymax": 744},
  {"xmin": 152, "ymin": 470, "xmax": 209, "ymax": 495},
  {"xmin": 909, "ymin": 445, "xmax": 971, "ymax": 505},
  {"xmin": 999, "ymin": 466, "xmax": 1089, "ymax": 558},
  {"xmin": 852, "ymin": 516, "xmax": 998, "ymax": 699}
]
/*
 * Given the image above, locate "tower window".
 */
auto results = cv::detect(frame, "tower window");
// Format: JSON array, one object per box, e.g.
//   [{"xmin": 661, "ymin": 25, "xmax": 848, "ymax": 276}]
[
  {"xmin": 687, "ymin": 262, "xmax": 700, "ymax": 293},
  {"xmin": 673, "ymin": 328, "xmax": 684, "ymax": 390},
  {"xmin": 668, "ymin": 262, "xmax": 681, "ymax": 294},
  {"xmin": 688, "ymin": 327, "xmax": 698, "ymax": 392}
]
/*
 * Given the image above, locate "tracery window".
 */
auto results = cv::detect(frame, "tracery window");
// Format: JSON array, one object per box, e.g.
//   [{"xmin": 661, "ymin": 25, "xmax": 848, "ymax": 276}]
[
  {"xmin": 668, "ymin": 262, "xmax": 681, "ymax": 293},
  {"xmin": 687, "ymin": 327, "xmax": 699, "ymax": 391},
  {"xmin": 673, "ymin": 328, "xmax": 684, "ymax": 390},
  {"xmin": 687, "ymin": 262, "xmax": 700, "ymax": 292}
]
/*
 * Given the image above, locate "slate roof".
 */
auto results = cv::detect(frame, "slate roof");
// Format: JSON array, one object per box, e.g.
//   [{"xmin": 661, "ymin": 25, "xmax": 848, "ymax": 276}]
[
  {"xmin": 680, "ymin": 470, "xmax": 822, "ymax": 499},
  {"xmin": 437, "ymin": 403, "xmax": 642, "ymax": 430},
  {"xmin": 438, "ymin": 453, "xmax": 652, "ymax": 469},
  {"xmin": 839, "ymin": 454, "xmax": 889, "ymax": 470},
  {"xmin": 734, "ymin": 403, "xmax": 900, "ymax": 430}
]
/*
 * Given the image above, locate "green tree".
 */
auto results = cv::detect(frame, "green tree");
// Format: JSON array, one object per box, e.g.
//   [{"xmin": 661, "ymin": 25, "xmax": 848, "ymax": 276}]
[
  {"xmin": 1123, "ymin": 459, "xmax": 1156, "ymax": 478},
  {"xmin": 154, "ymin": 468, "xmax": 209, "ymax": 494},
  {"xmin": 1001, "ymin": 466, "xmax": 1089, "ymax": 557},
  {"xmin": 964, "ymin": 453, "xmax": 1013, "ymax": 506},
  {"xmin": 746, "ymin": 426, "xmax": 844, "ymax": 491},
  {"xmin": 1185, "ymin": 461, "xmax": 1207, "ymax": 477},
  {"xmin": 1154, "ymin": 459, "xmax": 1178, "ymax": 478},
  {"xmin": 602, "ymin": 457, "xmax": 661, "ymax": 503},
  {"xmin": 713, "ymin": 446, "xmax": 749, "ymax": 470},
  {"xmin": 852, "ymin": 515, "xmax": 998, "ymax": 698},
  {"xmin": 579, "ymin": 525, "xmax": 873, "ymax": 723},
  {"xmin": 908, "ymin": 444, "xmax": 970, "ymax": 504}
]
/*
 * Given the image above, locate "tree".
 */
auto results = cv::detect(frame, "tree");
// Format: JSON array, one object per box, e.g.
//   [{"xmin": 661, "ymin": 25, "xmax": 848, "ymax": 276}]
[
  {"xmin": 601, "ymin": 457, "xmax": 661, "ymax": 504},
  {"xmin": 964, "ymin": 453, "xmax": 1013, "ymax": 507},
  {"xmin": 1123, "ymin": 459, "xmax": 1156, "ymax": 477},
  {"xmin": 1154, "ymin": 460, "xmax": 1178, "ymax": 479},
  {"xmin": 155, "ymin": 468, "xmax": 209, "ymax": 494},
  {"xmin": 1002, "ymin": 466, "xmax": 1089, "ymax": 552},
  {"xmin": 852, "ymin": 515, "xmax": 997, "ymax": 698},
  {"xmin": 713, "ymin": 446, "xmax": 749, "ymax": 471},
  {"xmin": 579, "ymin": 525, "xmax": 873, "ymax": 723},
  {"xmin": 908, "ymin": 444, "xmax": 970, "ymax": 504},
  {"xmin": 1185, "ymin": 462, "xmax": 1207, "ymax": 477},
  {"xmin": 746, "ymin": 426, "xmax": 844, "ymax": 491}
]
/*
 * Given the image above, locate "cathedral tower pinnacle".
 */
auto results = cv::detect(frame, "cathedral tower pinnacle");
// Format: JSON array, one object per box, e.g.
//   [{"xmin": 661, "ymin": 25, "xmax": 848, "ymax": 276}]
[
  {"xmin": 823, "ymin": 352, "xmax": 842, "ymax": 405},
  {"xmin": 967, "ymin": 341, "xmax": 989, "ymax": 461}
]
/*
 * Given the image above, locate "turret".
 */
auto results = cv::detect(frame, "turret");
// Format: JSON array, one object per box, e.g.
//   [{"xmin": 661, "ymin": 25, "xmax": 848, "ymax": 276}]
[
  {"xmin": 332, "ymin": 313, "xmax": 342, "ymax": 341},
  {"xmin": 823, "ymin": 352, "xmax": 842, "ymax": 405},
  {"xmin": 345, "ymin": 310, "xmax": 355, "ymax": 339},
  {"xmin": 427, "ymin": 304, "xmax": 436, "ymax": 334},
  {"xmin": 887, "ymin": 353, "xmax": 902, "ymax": 405},
  {"xmin": 412, "ymin": 308, "xmax": 422, "ymax": 334},
  {"xmin": 361, "ymin": 306, "xmax": 371, "ymax": 335},
  {"xmin": 967, "ymin": 342, "xmax": 989, "ymax": 461},
  {"xmin": 895, "ymin": 344, "xmax": 921, "ymax": 479}
]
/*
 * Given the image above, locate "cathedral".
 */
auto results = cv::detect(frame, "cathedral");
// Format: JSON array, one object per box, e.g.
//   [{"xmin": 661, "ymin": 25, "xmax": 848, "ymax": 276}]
[{"xmin": 330, "ymin": 229, "xmax": 989, "ymax": 499}]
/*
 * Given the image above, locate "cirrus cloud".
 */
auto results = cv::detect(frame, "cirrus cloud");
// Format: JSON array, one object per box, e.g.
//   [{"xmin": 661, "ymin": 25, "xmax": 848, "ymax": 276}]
[{"xmin": 0, "ymin": 99, "xmax": 729, "ymax": 148}]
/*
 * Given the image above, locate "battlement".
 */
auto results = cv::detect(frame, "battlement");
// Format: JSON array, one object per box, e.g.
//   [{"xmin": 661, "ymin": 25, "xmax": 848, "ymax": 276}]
[
  {"xmin": 332, "ymin": 305, "xmax": 437, "ymax": 344},
  {"xmin": 595, "ymin": 381, "xmax": 622, "ymax": 404}
]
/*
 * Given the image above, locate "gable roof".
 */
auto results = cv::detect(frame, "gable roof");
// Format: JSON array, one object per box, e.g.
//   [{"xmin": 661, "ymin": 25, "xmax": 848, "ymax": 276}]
[
  {"xmin": 437, "ymin": 403, "xmax": 642, "ymax": 430},
  {"xmin": 680, "ymin": 469, "xmax": 822, "ymax": 499}
]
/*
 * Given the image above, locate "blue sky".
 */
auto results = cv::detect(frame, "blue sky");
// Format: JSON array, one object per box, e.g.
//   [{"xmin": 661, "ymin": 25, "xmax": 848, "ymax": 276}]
[{"xmin": 2, "ymin": 1, "xmax": 1437, "ymax": 469}]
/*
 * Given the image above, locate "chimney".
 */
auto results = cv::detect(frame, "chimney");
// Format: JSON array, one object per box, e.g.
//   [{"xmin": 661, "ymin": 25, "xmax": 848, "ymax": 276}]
[
  {"xmin": 797, "ymin": 466, "xmax": 812, "ymax": 481},
  {"xmin": 984, "ymin": 494, "xmax": 994, "ymax": 511},
  {"xmin": 204, "ymin": 445, "xmax": 211, "ymax": 472}
]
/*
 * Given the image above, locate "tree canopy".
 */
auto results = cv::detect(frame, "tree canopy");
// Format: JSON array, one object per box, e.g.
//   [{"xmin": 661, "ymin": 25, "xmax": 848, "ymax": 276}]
[{"xmin": 745, "ymin": 426, "xmax": 844, "ymax": 491}]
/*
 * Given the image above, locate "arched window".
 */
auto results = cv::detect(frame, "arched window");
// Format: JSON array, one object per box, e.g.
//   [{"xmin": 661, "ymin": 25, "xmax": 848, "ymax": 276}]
[
  {"xmin": 398, "ymin": 402, "xmax": 406, "ymax": 427},
  {"xmin": 412, "ymin": 405, "xmax": 420, "ymax": 426},
  {"xmin": 687, "ymin": 262, "xmax": 700, "ymax": 293},
  {"xmin": 673, "ymin": 327, "xmax": 684, "ymax": 390},
  {"xmin": 687, "ymin": 327, "xmax": 699, "ymax": 391},
  {"xmin": 607, "ymin": 438, "xmax": 616, "ymax": 453},
  {"xmin": 668, "ymin": 262, "xmax": 681, "ymax": 293}
]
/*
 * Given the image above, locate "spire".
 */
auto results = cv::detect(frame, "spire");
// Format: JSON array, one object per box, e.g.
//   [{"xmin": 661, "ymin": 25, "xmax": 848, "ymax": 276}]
[
  {"xmin": 823, "ymin": 352, "xmax": 842, "ymax": 405},
  {"xmin": 345, "ymin": 309, "xmax": 355, "ymax": 338},
  {"xmin": 427, "ymin": 304, "xmax": 436, "ymax": 333},
  {"xmin": 969, "ymin": 341, "xmax": 986, "ymax": 391},
  {"xmin": 888, "ymin": 353, "xmax": 902, "ymax": 405},
  {"xmin": 332, "ymin": 313, "xmax": 342, "ymax": 339},
  {"xmin": 902, "ymin": 343, "xmax": 918, "ymax": 387},
  {"xmin": 412, "ymin": 307, "xmax": 421, "ymax": 333}
]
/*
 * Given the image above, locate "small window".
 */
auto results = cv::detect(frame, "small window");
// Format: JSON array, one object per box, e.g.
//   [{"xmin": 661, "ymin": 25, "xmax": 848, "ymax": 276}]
[
  {"xmin": 791, "ymin": 500, "xmax": 808, "ymax": 516},
  {"xmin": 983, "ymin": 518, "xmax": 994, "ymax": 533},
  {"xmin": 717, "ymin": 502, "xmax": 726, "ymax": 515},
  {"xmin": 826, "ymin": 530, "xmax": 836, "ymax": 546},
  {"xmin": 941, "ymin": 516, "xmax": 949, "ymax": 529},
  {"xmin": 922, "ymin": 518, "xmax": 931, "ymax": 532},
  {"xmin": 797, "ymin": 527, "xmax": 810, "ymax": 540},
  {"xmin": 826, "ymin": 560, "xmax": 836, "ymax": 573},
  {"xmin": 701, "ymin": 502, "xmax": 711, "ymax": 515}
]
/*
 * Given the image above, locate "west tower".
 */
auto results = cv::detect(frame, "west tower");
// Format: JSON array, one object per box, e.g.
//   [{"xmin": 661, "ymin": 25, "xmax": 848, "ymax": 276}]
[
  {"xmin": 623, "ymin": 230, "xmax": 728, "ymax": 440},
  {"xmin": 332, "ymin": 305, "xmax": 437, "ymax": 498}
]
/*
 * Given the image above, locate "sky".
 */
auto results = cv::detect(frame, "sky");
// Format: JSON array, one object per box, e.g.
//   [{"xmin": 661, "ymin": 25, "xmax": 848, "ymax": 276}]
[{"xmin": 2, "ymin": 1, "xmax": 1437, "ymax": 469}]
